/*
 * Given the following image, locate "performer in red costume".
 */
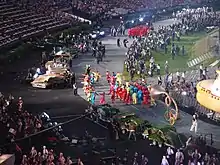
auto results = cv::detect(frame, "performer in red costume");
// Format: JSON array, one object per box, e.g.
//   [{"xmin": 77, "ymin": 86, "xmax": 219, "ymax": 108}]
[
  {"xmin": 111, "ymin": 90, "xmax": 116, "ymax": 104},
  {"xmin": 142, "ymin": 87, "xmax": 150, "ymax": 108},
  {"xmin": 116, "ymin": 86, "xmax": 120, "ymax": 99},
  {"xmin": 106, "ymin": 71, "xmax": 111, "ymax": 83},
  {"xmin": 99, "ymin": 92, "xmax": 106, "ymax": 104},
  {"xmin": 117, "ymin": 86, "xmax": 123, "ymax": 100},
  {"xmin": 122, "ymin": 87, "xmax": 127, "ymax": 103},
  {"xmin": 111, "ymin": 75, "xmax": 116, "ymax": 85},
  {"xmin": 125, "ymin": 91, "xmax": 131, "ymax": 104},
  {"xmin": 108, "ymin": 84, "xmax": 114, "ymax": 95}
]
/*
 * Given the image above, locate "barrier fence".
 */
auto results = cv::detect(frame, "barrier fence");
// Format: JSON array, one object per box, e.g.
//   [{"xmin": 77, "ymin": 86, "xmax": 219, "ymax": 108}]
[{"xmin": 169, "ymin": 91, "xmax": 220, "ymax": 122}]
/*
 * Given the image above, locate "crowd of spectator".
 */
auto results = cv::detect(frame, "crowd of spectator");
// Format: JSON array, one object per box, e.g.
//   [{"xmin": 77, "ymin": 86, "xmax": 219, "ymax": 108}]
[
  {"xmin": 20, "ymin": 145, "xmax": 81, "ymax": 165},
  {"xmin": 0, "ymin": 0, "xmax": 208, "ymax": 48},
  {"xmin": 1, "ymin": 90, "xmax": 219, "ymax": 165},
  {"xmin": 0, "ymin": 93, "xmax": 43, "ymax": 145},
  {"xmin": 0, "ymin": 1, "xmax": 76, "ymax": 48}
]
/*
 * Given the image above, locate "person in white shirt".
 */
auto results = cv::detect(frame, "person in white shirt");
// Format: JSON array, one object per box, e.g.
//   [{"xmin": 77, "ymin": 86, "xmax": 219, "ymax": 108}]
[
  {"xmin": 166, "ymin": 147, "xmax": 174, "ymax": 158},
  {"xmin": 175, "ymin": 149, "xmax": 184, "ymax": 164},
  {"xmin": 199, "ymin": 64, "xmax": 203, "ymax": 77},
  {"xmin": 181, "ymin": 72, "xmax": 185, "ymax": 83},
  {"xmin": 190, "ymin": 113, "xmax": 198, "ymax": 133},
  {"xmin": 161, "ymin": 156, "xmax": 169, "ymax": 165}
]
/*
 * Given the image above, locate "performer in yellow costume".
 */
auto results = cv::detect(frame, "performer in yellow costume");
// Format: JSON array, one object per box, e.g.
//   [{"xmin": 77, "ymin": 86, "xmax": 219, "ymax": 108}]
[
  {"xmin": 87, "ymin": 90, "xmax": 91, "ymax": 101},
  {"xmin": 132, "ymin": 92, "xmax": 137, "ymax": 104},
  {"xmin": 116, "ymin": 72, "xmax": 122, "ymax": 85},
  {"xmin": 126, "ymin": 82, "xmax": 129, "ymax": 88},
  {"xmin": 150, "ymin": 96, "xmax": 156, "ymax": 107}
]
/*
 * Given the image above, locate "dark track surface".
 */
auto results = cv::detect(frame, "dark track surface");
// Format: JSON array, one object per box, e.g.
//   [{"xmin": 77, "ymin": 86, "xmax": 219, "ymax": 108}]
[{"xmin": 0, "ymin": 49, "xmax": 166, "ymax": 165}]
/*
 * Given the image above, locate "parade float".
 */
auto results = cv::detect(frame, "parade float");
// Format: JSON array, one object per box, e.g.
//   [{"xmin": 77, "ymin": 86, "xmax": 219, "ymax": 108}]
[
  {"xmin": 196, "ymin": 70, "xmax": 220, "ymax": 115},
  {"xmin": 93, "ymin": 104, "xmax": 186, "ymax": 148},
  {"xmin": 150, "ymin": 85, "xmax": 179, "ymax": 125},
  {"xmin": 31, "ymin": 51, "xmax": 72, "ymax": 89}
]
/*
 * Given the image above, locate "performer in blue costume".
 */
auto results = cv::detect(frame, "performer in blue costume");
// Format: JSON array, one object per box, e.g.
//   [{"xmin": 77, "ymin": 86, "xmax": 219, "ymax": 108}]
[
  {"xmin": 133, "ymin": 86, "xmax": 138, "ymax": 93},
  {"xmin": 129, "ymin": 85, "xmax": 134, "ymax": 96},
  {"xmin": 91, "ymin": 91, "xmax": 97, "ymax": 105},
  {"xmin": 114, "ymin": 81, "xmax": 119, "ymax": 91},
  {"xmin": 137, "ymin": 89, "xmax": 143, "ymax": 104}
]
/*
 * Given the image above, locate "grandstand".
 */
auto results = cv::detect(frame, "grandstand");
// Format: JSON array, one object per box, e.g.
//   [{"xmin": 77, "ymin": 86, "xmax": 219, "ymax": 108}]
[{"xmin": 0, "ymin": 1, "xmax": 70, "ymax": 48}]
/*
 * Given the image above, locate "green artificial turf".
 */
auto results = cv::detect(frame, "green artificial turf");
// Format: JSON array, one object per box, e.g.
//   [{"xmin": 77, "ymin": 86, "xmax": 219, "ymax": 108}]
[{"xmin": 123, "ymin": 31, "xmax": 218, "ymax": 81}]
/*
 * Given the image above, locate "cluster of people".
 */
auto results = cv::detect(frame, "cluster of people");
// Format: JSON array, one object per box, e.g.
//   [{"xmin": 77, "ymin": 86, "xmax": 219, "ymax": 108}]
[
  {"xmin": 74, "ymin": 0, "xmax": 188, "ymax": 19},
  {"xmin": 106, "ymin": 72, "xmax": 155, "ymax": 107},
  {"xmin": 0, "ymin": 92, "xmax": 86, "ymax": 164},
  {"xmin": 0, "ymin": 93, "xmax": 43, "ymax": 144},
  {"xmin": 20, "ymin": 145, "xmax": 84, "ymax": 165},
  {"xmin": 124, "ymin": 7, "xmax": 220, "ymax": 80},
  {"xmin": 162, "ymin": 145, "xmax": 219, "ymax": 165},
  {"xmin": 0, "ymin": 1, "xmax": 80, "ymax": 48},
  {"xmin": 82, "ymin": 66, "xmax": 156, "ymax": 107}
]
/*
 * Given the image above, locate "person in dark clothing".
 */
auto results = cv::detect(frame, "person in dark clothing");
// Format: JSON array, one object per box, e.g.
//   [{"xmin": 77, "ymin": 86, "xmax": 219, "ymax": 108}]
[
  {"xmin": 73, "ymin": 83, "xmax": 77, "ymax": 95},
  {"xmin": 123, "ymin": 39, "xmax": 128, "ymax": 48},
  {"xmin": 71, "ymin": 73, "xmax": 76, "ymax": 85},
  {"xmin": 87, "ymin": 66, "xmax": 91, "ymax": 75},
  {"xmin": 69, "ymin": 58, "xmax": 72, "ymax": 68},
  {"xmin": 117, "ymin": 38, "xmax": 120, "ymax": 47}
]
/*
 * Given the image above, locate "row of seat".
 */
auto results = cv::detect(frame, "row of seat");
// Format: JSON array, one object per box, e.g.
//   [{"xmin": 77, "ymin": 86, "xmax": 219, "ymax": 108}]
[{"xmin": 0, "ymin": 2, "xmax": 71, "ymax": 48}]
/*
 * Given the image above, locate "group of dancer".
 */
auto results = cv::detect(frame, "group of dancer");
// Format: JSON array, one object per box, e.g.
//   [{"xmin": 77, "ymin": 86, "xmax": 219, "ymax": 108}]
[{"xmin": 82, "ymin": 65, "xmax": 156, "ymax": 107}]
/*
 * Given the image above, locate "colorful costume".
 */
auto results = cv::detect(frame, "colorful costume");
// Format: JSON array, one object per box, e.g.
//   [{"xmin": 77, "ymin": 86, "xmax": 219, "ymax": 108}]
[
  {"xmin": 99, "ymin": 92, "xmax": 106, "ymax": 104},
  {"xmin": 109, "ymin": 84, "xmax": 114, "ymax": 95},
  {"xmin": 125, "ymin": 91, "xmax": 131, "ymax": 104},
  {"xmin": 137, "ymin": 90, "xmax": 143, "ymax": 104},
  {"xmin": 122, "ymin": 87, "xmax": 127, "ymax": 102},
  {"xmin": 106, "ymin": 71, "xmax": 111, "ymax": 83},
  {"xmin": 132, "ymin": 92, "xmax": 137, "ymax": 104},
  {"xmin": 116, "ymin": 73, "xmax": 122, "ymax": 85},
  {"xmin": 111, "ymin": 90, "xmax": 116, "ymax": 103},
  {"xmin": 91, "ymin": 91, "xmax": 97, "ymax": 105},
  {"xmin": 142, "ymin": 88, "xmax": 150, "ymax": 106}
]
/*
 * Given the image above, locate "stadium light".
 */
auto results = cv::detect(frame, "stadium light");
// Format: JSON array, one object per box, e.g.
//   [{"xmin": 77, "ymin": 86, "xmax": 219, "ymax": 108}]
[{"xmin": 131, "ymin": 20, "xmax": 134, "ymax": 23}]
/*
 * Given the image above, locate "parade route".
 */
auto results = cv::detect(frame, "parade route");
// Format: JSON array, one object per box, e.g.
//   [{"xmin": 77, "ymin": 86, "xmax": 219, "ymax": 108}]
[{"xmin": 73, "ymin": 19, "xmax": 220, "ymax": 149}]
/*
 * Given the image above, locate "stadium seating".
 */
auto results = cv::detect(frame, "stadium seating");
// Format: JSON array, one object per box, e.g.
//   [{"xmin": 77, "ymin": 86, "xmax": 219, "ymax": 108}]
[{"xmin": 0, "ymin": 2, "xmax": 69, "ymax": 48}]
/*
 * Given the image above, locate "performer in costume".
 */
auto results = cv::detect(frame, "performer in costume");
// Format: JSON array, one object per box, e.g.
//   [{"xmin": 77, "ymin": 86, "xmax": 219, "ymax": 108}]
[
  {"xmin": 111, "ymin": 90, "xmax": 116, "ymax": 104},
  {"xmin": 122, "ymin": 86, "xmax": 127, "ymax": 103},
  {"xmin": 133, "ymin": 85, "xmax": 138, "ymax": 94},
  {"xmin": 96, "ymin": 71, "xmax": 100, "ymax": 82},
  {"xmin": 125, "ymin": 90, "xmax": 131, "ymax": 104},
  {"xmin": 99, "ymin": 92, "xmax": 106, "ymax": 104},
  {"xmin": 117, "ymin": 86, "xmax": 123, "ymax": 100},
  {"xmin": 108, "ymin": 83, "xmax": 114, "ymax": 95},
  {"xmin": 87, "ymin": 90, "xmax": 92, "ymax": 102},
  {"xmin": 137, "ymin": 89, "xmax": 143, "ymax": 104},
  {"xmin": 150, "ymin": 95, "xmax": 156, "ymax": 107},
  {"xmin": 129, "ymin": 84, "xmax": 134, "ymax": 96},
  {"xmin": 91, "ymin": 91, "xmax": 97, "ymax": 105},
  {"xmin": 116, "ymin": 72, "xmax": 122, "ymax": 85},
  {"xmin": 106, "ymin": 71, "xmax": 111, "ymax": 83},
  {"xmin": 132, "ymin": 92, "xmax": 137, "ymax": 104},
  {"xmin": 142, "ymin": 93, "xmax": 149, "ymax": 108},
  {"xmin": 111, "ymin": 74, "xmax": 116, "ymax": 85},
  {"xmin": 114, "ymin": 81, "xmax": 119, "ymax": 91}
]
